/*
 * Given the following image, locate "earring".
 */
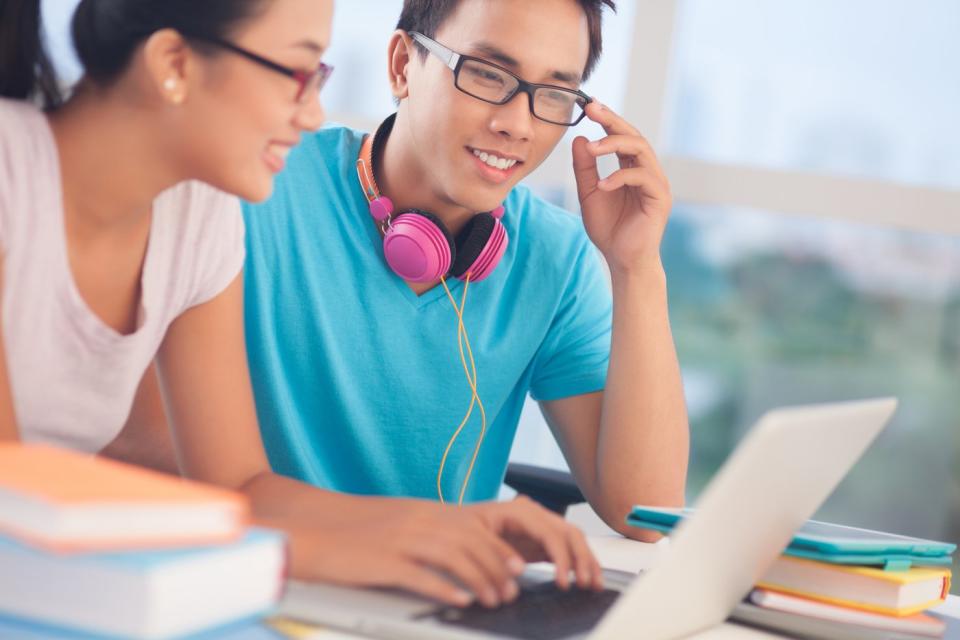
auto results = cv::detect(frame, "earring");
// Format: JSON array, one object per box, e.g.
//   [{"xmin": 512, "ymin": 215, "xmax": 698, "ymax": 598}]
[{"xmin": 163, "ymin": 78, "xmax": 184, "ymax": 105}]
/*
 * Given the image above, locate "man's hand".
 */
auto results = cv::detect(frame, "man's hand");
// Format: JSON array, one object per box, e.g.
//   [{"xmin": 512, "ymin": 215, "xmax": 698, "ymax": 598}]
[
  {"xmin": 283, "ymin": 495, "xmax": 602, "ymax": 609},
  {"xmin": 466, "ymin": 495, "xmax": 602, "ymax": 591},
  {"xmin": 572, "ymin": 101, "xmax": 673, "ymax": 275}
]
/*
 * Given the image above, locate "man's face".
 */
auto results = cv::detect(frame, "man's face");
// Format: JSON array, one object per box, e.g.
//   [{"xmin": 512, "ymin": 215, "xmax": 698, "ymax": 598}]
[{"xmin": 400, "ymin": 0, "xmax": 591, "ymax": 213}]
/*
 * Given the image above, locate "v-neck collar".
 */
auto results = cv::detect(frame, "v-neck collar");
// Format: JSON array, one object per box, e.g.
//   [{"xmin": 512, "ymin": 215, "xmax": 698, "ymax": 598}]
[{"xmin": 44, "ymin": 112, "xmax": 158, "ymax": 344}]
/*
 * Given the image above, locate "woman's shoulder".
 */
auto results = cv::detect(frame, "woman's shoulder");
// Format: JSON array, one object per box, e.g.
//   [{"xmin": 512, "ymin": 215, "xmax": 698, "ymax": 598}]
[
  {"xmin": 150, "ymin": 181, "xmax": 246, "ymax": 308},
  {"xmin": 0, "ymin": 98, "xmax": 52, "ymax": 152},
  {"xmin": 0, "ymin": 99, "xmax": 60, "ymax": 248},
  {"xmin": 0, "ymin": 97, "xmax": 44, "ymax": 123},
  {"xmin": 0, "ymin": 97, "xmax": 56, "ymax": 161},
  {"xmin": 155, "ymin": 180, "xmax": 243, "ymax": 241}
]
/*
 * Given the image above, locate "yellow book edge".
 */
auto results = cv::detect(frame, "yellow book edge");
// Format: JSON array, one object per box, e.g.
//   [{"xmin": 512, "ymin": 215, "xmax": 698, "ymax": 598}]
[
  {"xmin": 266, "ymin": 617, "xmax": 332, "ymax": 639},
  {"xmin": 779, "ymin": 556, "xmax": 953, "ymax": 585},
  {"xmin": 755, "ymin": 578, "xmax": 951, "ymax": 618}
]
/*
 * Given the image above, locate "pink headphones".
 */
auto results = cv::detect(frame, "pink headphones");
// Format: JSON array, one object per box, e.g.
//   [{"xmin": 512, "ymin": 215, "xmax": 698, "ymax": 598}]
[{"xmin": 356, "ymin": 114, "xmax": 509, "ymax": 283}]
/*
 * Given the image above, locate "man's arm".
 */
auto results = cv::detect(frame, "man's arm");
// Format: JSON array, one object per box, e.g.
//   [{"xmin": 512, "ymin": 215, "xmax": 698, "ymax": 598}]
[
  {"xmin": 99, "ymin": 364, "xmax": 180, "ymax": 474},
  {"xmin": 539, "ymin": 100, "xmax": 689, "ymax": 540},
  {"xmin": 541, "ymin": 263, "xmax": 688, "ymax": 539}
]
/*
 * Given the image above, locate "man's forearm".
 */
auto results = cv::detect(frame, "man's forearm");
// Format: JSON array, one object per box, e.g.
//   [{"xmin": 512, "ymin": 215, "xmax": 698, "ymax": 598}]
[{"xmin": 596, "ymin": 261, "xmax": 689, "ymax": 536}]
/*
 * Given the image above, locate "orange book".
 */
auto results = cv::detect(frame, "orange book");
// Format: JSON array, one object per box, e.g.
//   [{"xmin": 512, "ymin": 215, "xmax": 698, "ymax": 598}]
[
  {"xmin": 0, "ymin": 444, "xmax": 249, "ymax": 551},
  {"xmin": 757, "ymin": 555, "xmax": 952, "ymax": 617}
]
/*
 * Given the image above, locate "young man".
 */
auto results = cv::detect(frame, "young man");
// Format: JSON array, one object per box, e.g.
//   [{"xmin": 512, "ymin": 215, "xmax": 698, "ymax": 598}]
[
  {"xmin": 99, "ymin": 0, "xmax": 613, "ymax": 611},
  {"xmin": 242, "ymin": 0, "xmax": 689, "ymax": 538}
]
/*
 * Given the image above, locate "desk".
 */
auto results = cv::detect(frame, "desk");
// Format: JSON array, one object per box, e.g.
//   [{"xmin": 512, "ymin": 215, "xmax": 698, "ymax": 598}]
[
  {"xmin": 273, "ymin": 575, "xmax": 959, "ymax": 640},
  {"xmin": 272, "ymin": 531, "xmax": 959, "ymax": 640},
  {"xmin": 574, "ymin": 504, "xmax": 960, "ymax": 638},
  {"xmin": 584, "ymin": 532, "xmax": 959, "ymax": 638},
  {"xmin": 272, "ymin": 507, "xmax": 959, "ymax": 639}
]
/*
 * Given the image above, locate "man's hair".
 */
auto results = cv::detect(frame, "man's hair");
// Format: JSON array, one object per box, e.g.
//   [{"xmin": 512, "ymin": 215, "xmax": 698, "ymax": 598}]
[{"xmin": 396, "ymin": 0, "xmax": 617, "ymax": 82}]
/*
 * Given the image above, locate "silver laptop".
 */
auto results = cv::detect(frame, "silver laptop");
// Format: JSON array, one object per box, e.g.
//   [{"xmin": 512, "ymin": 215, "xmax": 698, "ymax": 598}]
[{"xmin": 280, "ymin": 397, "xmax": 898, "ymax": 640}]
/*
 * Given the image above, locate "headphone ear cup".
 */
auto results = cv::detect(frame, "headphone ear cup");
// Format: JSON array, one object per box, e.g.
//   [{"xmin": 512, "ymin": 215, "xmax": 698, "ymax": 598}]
[
  {"xmin": 410, "ymin": 208, "xmax": 456, "ymax": 258},
  {"xmin": 452, "ymin": 213, "xmax": 508, "ymax": 282},
  {"xmin": 450, "ymin": 213, "xmax": 495, "ymax": 279},
  {"xmin": 383, "ymin": 209, "xmax": 456, "ymax": 282}
]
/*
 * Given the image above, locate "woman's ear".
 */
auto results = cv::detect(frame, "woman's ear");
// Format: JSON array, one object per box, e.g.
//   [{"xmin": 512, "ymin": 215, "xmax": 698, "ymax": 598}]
[
  {"xmin": 142, "ymin": 28, "xmax": 192, "ymax": 105},
  {"xmin": 387, "ymin": 30, "xmax": 414, "ymax": 101}
]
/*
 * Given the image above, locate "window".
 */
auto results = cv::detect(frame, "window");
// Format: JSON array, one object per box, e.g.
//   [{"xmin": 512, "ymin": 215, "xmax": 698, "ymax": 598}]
[
  {"xmin": 518, "ymin": 0, "xmax": 960, "ymax": 588},
  {"xmin": 665, "ymin": 0, "xmax": 960, "ymax": 190},
  {"xmin": 40, "ymin": 0, "xmax": 960, "ymax": 587},
  {"xmin": 664, "ymin": 203, "xmax": 960, "ymax": 535}
]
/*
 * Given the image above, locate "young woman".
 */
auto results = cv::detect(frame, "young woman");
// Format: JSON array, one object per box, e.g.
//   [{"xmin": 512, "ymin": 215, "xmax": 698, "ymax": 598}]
[{"xmin": 0, "ymin": 0, "xmax": 601, "ymax": 609}]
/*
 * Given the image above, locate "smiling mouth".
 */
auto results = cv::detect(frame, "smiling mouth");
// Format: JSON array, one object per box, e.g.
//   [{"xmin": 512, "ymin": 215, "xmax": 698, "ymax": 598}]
[
  {"xmin": 471, "ymin": 149, "xmax": 522, "ymax": 171},
  {"xmin": 263, "ymin": 143, "xmax": 293, "ymax": 173},
  {"xmin": 470, "ymin": 147, "xmax": 522, "ymax": 170}
]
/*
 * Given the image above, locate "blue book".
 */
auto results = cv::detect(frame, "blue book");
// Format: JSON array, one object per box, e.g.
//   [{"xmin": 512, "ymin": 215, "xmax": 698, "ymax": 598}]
[
  {"xmin": 0, "ymin": 529, "xmax": 286, "ymax": 639},
  {"xmin": 627, "ymin": 506, "xmax": 955, "ymax": 570},
  {"xmin": 0, "ymin": 615, "xmax": 284, "ymax": 640}
]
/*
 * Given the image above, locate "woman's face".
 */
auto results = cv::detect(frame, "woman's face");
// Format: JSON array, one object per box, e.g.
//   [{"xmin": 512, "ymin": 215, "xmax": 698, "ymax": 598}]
[{"xmin": 177, "ymin": 0, "xmax": 333, "ymax": 202}]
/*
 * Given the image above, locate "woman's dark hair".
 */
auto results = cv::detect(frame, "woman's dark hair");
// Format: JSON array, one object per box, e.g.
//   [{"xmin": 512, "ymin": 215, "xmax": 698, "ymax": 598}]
[
  {"xmin": 0, "ymin": 0, "xmax": 267, "ymax": 109},
  {"xmin": 0, "ymin": 0, "xmax": 61, "ymax": 107}
]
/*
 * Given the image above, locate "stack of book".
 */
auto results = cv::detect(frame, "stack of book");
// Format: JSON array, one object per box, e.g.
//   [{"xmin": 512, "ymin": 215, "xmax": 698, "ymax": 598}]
[
  {"xmin": 749, "ymin": 554, "xmax": 952, "ymax": 638},
  {"xmin": 0, "ymin": 444, "xmax": 287, "ymax": 639},
  {"xmin": 628, "ymin": 505, "xmax": 956, "ymax": 639}
]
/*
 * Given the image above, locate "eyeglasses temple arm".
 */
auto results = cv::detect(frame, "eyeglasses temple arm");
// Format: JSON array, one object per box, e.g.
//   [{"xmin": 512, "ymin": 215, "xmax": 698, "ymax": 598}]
[{"xmin": 409, "ymin": 32, "xmax": 460, "ymax": 71}]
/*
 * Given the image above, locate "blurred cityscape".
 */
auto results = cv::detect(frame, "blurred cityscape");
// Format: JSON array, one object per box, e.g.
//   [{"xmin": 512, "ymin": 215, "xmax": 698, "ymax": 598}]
[
  {"xmin": 663, "ymin": 206, "xmax": 960, "ymax": 578},
  {"xmin": 664, "ymin": 1, "xmax": 960, "ymax": 575}
]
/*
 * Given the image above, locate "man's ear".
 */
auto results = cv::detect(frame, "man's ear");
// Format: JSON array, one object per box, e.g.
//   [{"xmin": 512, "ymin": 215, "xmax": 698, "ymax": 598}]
[
  {"xmin": 142, "ymin": 28, "xmax": 193, "ymax": 105},
  {"xmin": 387, "ymin": 30, "xmax": 415, "ymax": 101}
]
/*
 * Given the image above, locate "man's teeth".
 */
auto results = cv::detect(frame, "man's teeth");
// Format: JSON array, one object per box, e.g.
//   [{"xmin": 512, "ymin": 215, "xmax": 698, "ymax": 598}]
[
  {"xmin": 270, "ymin": 145, "xmax": 291, "ymax": 159},
  {"xmin": 473, "ymin": 149, "xmax": 518, "ymax": 170}
]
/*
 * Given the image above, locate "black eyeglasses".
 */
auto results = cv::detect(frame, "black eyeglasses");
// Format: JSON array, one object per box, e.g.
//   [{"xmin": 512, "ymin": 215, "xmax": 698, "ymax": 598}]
[
  {"xmin": 409, "ymin": 32, "xmax": 591, "ymax": 127},
  {"xmin": 190, "ymin": 36, "xmax": 333, "ymax": 104}
]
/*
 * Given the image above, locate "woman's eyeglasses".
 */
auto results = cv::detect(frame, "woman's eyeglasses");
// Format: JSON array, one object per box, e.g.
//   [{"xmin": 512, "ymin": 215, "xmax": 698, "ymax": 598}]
[{"xmin": 191, "ymin": 36, "xmax": 333, "ymax": 104}]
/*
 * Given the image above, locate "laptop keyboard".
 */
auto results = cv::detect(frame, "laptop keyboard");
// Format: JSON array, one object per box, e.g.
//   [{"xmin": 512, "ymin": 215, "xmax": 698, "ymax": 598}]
[{"xmin": 424, "ymin": 581, "xmax": 622, "ymax": 640}]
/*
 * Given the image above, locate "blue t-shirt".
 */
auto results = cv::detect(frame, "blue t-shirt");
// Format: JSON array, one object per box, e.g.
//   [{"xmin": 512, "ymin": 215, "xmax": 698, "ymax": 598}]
[{"xmin": 242, "ymin": 125, "xmax": 612, "ymax": 502}]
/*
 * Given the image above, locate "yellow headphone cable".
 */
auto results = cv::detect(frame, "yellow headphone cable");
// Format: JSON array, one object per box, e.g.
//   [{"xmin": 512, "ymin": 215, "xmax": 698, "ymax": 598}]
[{"xmin": 437, "ymin": 274, "xmax": 488, "ymax": 505}]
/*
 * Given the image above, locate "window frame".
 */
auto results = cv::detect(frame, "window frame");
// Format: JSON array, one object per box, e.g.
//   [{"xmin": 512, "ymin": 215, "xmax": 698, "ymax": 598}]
[{"xmin": 624, "ymin": 0, "xmax": 960, "ymax": 236}]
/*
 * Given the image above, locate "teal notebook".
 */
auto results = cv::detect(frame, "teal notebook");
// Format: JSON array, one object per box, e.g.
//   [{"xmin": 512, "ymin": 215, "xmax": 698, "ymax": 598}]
[{"xmin": 627, "ymin": 506, "xmax": 956, "ymax": 570}]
